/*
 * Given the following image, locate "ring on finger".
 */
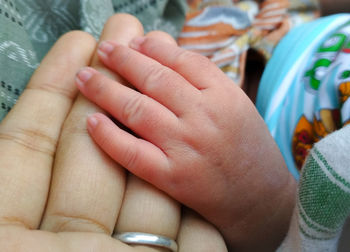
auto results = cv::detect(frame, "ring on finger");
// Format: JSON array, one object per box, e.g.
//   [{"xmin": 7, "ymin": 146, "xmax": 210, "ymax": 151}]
[{"xmin": 113, "ymin": 232, "xmax": 178, "ymax": 252}]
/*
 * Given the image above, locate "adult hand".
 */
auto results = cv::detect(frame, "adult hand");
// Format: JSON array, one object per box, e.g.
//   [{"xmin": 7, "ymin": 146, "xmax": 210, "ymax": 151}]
[{"xmin": 0, "ymin": 14, "xmax": 227, "ymax": 251}]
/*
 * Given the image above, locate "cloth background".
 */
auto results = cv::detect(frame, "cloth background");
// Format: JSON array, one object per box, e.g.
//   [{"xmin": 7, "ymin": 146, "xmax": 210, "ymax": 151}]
[
  {"xmin": 178, "ymin": 0, "xmax": 320, "ymax": 86},
  {"xmin": 0, "ymin": 0, "xmax": 187, "ymax": 121},
  {"xmin": 0, "ymin": 0, "xmax": 321, "ymax": 121}
]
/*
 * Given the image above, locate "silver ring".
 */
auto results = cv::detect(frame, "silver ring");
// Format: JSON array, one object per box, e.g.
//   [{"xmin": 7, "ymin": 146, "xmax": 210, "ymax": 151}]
[{"xmin": 113, "ymin": 232, "xmax": 178, "ymax": 252}]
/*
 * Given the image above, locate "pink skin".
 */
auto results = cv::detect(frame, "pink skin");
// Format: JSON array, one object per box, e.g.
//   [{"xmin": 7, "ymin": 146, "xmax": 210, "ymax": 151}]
[{"xmin": 75, "ymin": 37, "xmax": 296, "ymax": 251}]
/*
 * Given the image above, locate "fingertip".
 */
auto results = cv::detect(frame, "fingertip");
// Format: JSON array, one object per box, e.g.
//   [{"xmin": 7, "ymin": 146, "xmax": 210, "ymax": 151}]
[
  {"xmin": 97, "ymin": 41, "xmax": 116, "ymax": 60},
  {"xmin": 87, "ymin": 114, "xmax": 99, "ymax": 133},
  {"xmin": 75, "ymin": 67, "xmax": 97, "ymax": 89},
  {"xmin": 87, "ymin": 113, "xmax": 108, "ymax": 133},
  {"xmin": 129, "ymin": 36, "xmax": 146, "ymax": 51},
  {"xmin": 146, "ymin": 31, "xmax": 177, "ymax": 46}
]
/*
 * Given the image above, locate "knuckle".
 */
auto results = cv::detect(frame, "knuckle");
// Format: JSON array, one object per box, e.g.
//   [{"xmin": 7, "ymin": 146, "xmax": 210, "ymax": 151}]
[
  {"xmin": 28, "ymin": 81, "xmax": 76, "ymax": 101},
  {"xmin": 0, "ymin": 127, "xmax": 57, "ymax": 156},
  {"xmin": 123, "ymin": 144, "xmax": 139, "ymax": 169},
  {"xmin": 47, "ymin": 214, "xmax": 111, "ymax": 234},
  {"xmin": 60, "ymin": 116, "xmax": 88, "ymax": 137},
  {"xmin": 122, "ymin": 94, "xmax": 148, "ymax": 124},
  {"xmin": 0, "ymin": 216, "xmax": 32, "ymax": 229},
  {"xmin": 142, "ymin": 65, "xmax": 172, "ymax": 90}
]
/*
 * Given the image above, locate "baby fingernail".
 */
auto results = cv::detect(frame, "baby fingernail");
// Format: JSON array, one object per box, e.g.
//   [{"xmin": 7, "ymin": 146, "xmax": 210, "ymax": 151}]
[
  {"xmin": 87, "ymin": 115, "xmax": 99, "ymax": 131},
  {"xmin": 76, "ymin": 67, "xmax": 94, "ymax": 87},
  {"xmin": 98, "ymin": 41, "xmax": 115, "ymax": 58},
  {"xmin": 130, "ymin": 36, "xmax": 146, "ymax": 50}
]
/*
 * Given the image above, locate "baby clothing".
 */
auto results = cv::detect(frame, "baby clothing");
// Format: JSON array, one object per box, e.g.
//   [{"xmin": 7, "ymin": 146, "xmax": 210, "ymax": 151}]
[
  {"xmin": 277, "ymin": 125, "xmax": 350, "ymax": 251},
  {"xmin": 257, "ymin": 14, "xmax": 350, "ymax": 251},
  {"xmin": 257, "ymin": 14, "xmax": 350, "ymax": 178},
  {"xmin": 178, "ymin": 0, "xmax": 320, "ymax": 86}
]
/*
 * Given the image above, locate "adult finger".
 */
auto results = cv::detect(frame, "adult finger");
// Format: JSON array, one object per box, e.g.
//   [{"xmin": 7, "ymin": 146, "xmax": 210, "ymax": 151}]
[
  {"xmin": 177, "ymin": 209, "xmax": 228, "ymax": 252},
  {"xmin": 0, "ymin": 31, "xmax": 96, "ymax": 229},
  {"xmin": 0, "ymin": 226, "xmax": 157, "ymax": 252},
  {"xmin": 113, "ymin": 31, "xmax": 181, "ymax": 252},
  {"xmin": 40, "ymin": 14, "xmax": 144, "ymax": 234},
  {"xmin": 115, "ymin": 176, "xmax": 180, "ymax": 240}
]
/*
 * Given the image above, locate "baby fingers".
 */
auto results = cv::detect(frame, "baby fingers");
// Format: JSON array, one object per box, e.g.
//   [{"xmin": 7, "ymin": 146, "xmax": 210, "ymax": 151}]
[
  {"xmin": 96, "ymin": 41, "xmax": 202, "ymax": 116},
  {"xmin": 85, "ymin": 113, "xmax": 171, "ymax": 186},
  {"xmin": 75, "ymin": 67, "xmax": 178, "ymax": 144},
  {"xmin": 129, "ymin": 36, "xmax": 230, "ymax": 89}
]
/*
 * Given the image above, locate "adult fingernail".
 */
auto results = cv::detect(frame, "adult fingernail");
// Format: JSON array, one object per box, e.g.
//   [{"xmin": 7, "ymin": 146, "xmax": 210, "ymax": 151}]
[
  {"xmin": 98, "ymin": 41, "xmax": 115, "ymax": 59},
  {"xmin": 76, "ymin": 67, "xmax": 94, "ymax": 88},
  {"xmin": 130, "ymin": 36, "xmax": 146, "ymax": 50},
  {"xmin": 87, "ymin": 114, "xmax": 99, "ymax": 131}
]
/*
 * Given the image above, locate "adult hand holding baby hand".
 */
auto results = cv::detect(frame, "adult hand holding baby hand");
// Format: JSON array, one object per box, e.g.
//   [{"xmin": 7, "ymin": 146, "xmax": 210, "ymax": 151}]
[
  {"xmin": 76, "ymin": 36, "xmax": 297, "ymax": 251},
  {"xmin": 0, "ymin": 14, "xmax": 227, "ymax": 252}
]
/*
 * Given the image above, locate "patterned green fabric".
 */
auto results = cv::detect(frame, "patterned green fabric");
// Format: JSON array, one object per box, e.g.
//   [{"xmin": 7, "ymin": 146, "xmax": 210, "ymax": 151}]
[
  {"xmin": 278, "ymin": 125, "xmax": 350, "ymax": 251},
  {"xmin": 0, "ymin": 0, "xmax": 187, "ymax": 121},
  {"xmin": 0, "ymin": 1, "xmax": 38, "ymax": 119}
]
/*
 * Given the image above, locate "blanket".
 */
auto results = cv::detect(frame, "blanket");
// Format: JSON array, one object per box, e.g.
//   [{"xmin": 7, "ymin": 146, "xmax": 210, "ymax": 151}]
[{"xmin": 0, "ymin": 0, "xmax": 187, "ymax": 121}]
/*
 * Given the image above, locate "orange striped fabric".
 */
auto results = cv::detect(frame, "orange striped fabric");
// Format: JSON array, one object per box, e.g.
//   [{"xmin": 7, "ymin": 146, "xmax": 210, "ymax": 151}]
[{"xmin": 178, "ymin": 0, "xmax": 320, "ymax": 87}]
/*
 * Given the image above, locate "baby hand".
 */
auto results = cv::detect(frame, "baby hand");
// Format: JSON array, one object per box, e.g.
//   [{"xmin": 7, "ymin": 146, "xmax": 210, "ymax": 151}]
[{"xmin": 75, "ymin": 37, "xmax": 296, "ymax": 251}]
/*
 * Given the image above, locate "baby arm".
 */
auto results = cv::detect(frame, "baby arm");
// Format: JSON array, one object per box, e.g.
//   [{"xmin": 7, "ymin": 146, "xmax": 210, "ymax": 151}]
[{"xmin": 75, "ymin": 37, "xmax": 296, "ymax": 251}]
